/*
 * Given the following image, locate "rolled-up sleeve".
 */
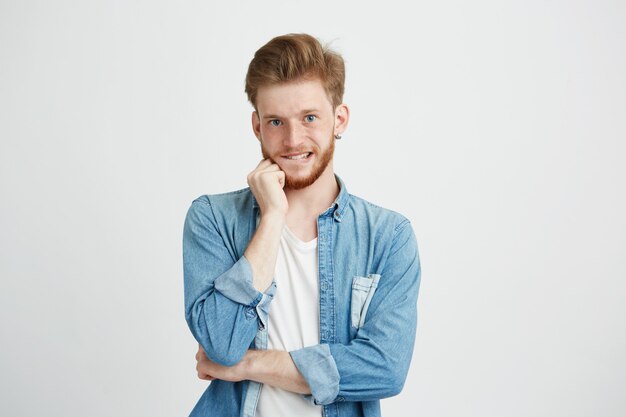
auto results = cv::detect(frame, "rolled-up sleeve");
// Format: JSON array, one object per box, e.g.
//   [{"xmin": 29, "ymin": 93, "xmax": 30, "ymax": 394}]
[
  {"xmin": 183, "ymin": 198, "xmax": 275, "ymax": 367},
  {"xmin": 213, "ymin": 255, "xmax": 275, "ymax": 329},
  {"xmin": 290, "ymin": 344, "xmax": 340, "ymax": 405}
]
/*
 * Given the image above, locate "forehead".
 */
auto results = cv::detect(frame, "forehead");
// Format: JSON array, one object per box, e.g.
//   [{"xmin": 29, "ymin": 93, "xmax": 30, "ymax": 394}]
[{"xmin": 256, "ymin": 78, "xmax": 333, "ymax": 116}]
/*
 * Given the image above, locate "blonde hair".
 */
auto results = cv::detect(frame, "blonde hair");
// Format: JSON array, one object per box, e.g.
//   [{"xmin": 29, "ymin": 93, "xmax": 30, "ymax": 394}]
[{"xmin": 245, "ymin": 33, "xmax": 345, "ymax": 109}]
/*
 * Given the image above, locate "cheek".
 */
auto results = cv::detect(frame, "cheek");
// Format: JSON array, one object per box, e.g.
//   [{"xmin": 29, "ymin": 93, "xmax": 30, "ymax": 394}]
[
  {"xmin": 311, "ymin": 126, "xmax": 332, "ymax": 143},
  {"xmin": 259, "ymin": 132, "xmax": 281, "ymax": 153},
  {"xmin": 261, "ymin": 132, "xmax": 276, "ymax": 145}
]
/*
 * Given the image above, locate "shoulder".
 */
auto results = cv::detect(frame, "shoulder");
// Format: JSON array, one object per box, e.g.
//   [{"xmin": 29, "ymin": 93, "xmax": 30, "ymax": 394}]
[
  {"xmin": 345, "ymin": 193, "xmax": 411, "ymax": 233},
  {"xmin": 186, "ymin": 187, "xmax": 255, "ymax": 227},
  {"xmin": 190, "ymin": 187, "xmax": 254, "ymax": 212},
  {"xmin": 340, "ymin": 192, "xmax": 419, "ymax": 274}
]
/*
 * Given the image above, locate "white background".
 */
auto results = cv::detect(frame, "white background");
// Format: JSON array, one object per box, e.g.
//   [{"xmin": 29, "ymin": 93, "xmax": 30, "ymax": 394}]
[{"xmin": 1, "ymin": 1, "xmax": 625, "ymax": 416}]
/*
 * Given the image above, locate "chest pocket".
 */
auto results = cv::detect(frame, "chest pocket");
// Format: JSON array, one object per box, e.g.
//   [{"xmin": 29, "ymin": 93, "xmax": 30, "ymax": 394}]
[{"xmin": 350, "ymin": 274, "xmax": 381, "ymax": 328}]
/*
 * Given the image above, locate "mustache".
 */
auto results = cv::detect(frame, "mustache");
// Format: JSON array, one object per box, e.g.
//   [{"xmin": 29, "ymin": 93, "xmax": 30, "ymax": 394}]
[{"xmin": 279, "ymin": 148, "xmax": 314, "ymax": 154}]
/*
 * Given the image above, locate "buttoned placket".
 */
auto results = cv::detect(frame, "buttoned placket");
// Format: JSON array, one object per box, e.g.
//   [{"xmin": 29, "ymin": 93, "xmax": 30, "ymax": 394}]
[
  {"xmin": 243, "ymin": 178, "xmax": 348, "ymax": 417},
  {"xmin": 318, "ymin": 204, "xmax": 341, "ymax": 417}
]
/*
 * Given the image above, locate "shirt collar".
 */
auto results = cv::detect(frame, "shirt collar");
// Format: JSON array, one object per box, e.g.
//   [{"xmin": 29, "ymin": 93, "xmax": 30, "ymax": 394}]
[{"xmin": 330, "ymin": 174, "xmax": 349, "ymax": 222}]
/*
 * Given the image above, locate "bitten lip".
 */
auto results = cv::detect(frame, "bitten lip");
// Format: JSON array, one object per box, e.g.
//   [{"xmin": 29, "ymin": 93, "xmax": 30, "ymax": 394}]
[
  {"xmin": 282, "ymin": 152, "xmax": 312, "ymax": 157},
  {"xmin": 281, "ymin": 152, "xmax": 313, "ymax": 160}
]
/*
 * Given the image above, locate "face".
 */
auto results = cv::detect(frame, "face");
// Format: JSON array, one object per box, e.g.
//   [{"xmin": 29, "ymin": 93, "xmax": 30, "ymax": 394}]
[{"xmin": 252, "ymin": 78, "xmax": 348, "ymax": 190}]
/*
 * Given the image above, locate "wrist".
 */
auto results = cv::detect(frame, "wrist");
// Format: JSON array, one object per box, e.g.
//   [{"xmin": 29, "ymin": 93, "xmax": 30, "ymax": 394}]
[
  {"xmin": 240, "ymin": 349, "xmax": 259, "ymax": 381},
  {"xmin": 260, "ymin": 210, "xmax": 286, "ymax": 225}
]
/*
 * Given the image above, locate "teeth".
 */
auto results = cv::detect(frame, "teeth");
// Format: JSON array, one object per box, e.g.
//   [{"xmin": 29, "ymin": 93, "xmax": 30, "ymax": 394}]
[{"xmin": 285, "ymin": 153, "xmax": 310, "ymax": 160}]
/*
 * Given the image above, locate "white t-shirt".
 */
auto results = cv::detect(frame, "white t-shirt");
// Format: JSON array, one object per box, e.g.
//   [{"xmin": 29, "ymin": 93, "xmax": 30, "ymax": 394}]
[{"xmin": 256, "ymin": 226, "xmax": 322, "ymax": 417}]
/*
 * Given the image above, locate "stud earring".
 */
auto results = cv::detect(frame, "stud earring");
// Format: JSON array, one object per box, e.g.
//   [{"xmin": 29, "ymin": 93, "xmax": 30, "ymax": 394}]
[{"xmin": 334, "ymin": 134, "xmax": 342, "ymax": 140}]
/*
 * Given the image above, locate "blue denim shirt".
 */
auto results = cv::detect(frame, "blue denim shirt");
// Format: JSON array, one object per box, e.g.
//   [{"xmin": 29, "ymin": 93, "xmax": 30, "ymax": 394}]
[{"xmin": 183, "ymin": 175, "xmax": 421, "ymax": 417}]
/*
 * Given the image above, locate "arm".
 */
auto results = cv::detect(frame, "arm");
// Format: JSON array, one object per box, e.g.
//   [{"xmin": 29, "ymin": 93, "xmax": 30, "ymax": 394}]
[
  {"xmin": 289, "ymin": 220, "xmax": 421, "ymax": 404},
  {"xmin": 183, "ymin": 200, "xmax": 274, "ymax": 367},
  {"xmin": 193, "ymin": 220, "xmax": 421, "ymax": 404},
  {"xmin": 244, "ymin": 158, "xmax": 288, "ymax": 293},
  {"xmin": 196, "ymin": 346, "xmax": 311, "ymax": 395},
  {"xmin": 244, "ymin": 212, "xmax": 285, "ymax": 292},
  {"xmin": 183, "ymin": 160, "xmax": 287, "ymax": 367}
]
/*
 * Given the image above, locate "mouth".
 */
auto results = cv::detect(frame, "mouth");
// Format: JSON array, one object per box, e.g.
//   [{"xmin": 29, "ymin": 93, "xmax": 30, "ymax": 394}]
[{"xmin": 281, "ymin": 152, "xmax": 313, "ymax": 161}]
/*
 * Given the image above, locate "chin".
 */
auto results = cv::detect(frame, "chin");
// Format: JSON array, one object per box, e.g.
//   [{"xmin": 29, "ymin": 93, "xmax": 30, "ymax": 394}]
[{"xmin": 284, "ymin": 171, "xmax": 320, "ymax": 190}]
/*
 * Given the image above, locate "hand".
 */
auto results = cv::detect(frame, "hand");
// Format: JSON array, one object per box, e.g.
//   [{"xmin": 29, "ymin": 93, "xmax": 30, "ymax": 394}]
[
  {"xmin": 195, "ymin": 344, "xmax": 215, "ymax": 381},
  {"xmin": 247, "ymin": 159, "xmax": 288, "ymax": 217},
  {"xmin": 195, "ymin": 344, "xmax": 246, "ymax": 382}
]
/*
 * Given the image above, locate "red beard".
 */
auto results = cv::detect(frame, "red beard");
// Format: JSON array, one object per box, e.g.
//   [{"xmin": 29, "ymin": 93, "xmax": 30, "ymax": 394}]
[{"xmin": 261, "ymin": 134, "xmax": 335, "ymax": 190}]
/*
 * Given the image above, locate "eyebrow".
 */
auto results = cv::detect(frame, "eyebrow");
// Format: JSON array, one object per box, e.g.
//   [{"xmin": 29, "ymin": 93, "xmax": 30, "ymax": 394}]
[{"xmin": 262, "ymin": 109, "xmax": 321, "ymax": 120}]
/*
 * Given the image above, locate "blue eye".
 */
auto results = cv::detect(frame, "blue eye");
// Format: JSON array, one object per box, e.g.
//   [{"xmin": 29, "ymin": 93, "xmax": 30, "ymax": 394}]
[
  {"xmin": 270, "ymin": 119, "xmax": 282, "ymax": 127},
  {"xmin": 305, "ymin": 115, "xmax": 317, "ymax": 122}
]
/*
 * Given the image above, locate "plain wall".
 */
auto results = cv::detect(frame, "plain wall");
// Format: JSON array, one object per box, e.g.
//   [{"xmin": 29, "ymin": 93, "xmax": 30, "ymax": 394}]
[{"xmin": 1, "ymin": 0, "xmax": 625, "ymax": 416}]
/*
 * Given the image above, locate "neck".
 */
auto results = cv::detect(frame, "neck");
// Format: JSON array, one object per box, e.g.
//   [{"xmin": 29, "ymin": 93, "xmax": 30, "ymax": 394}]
[{"xmin": 283, "ymin": 164, "xmax": 339, "ymax": 218}]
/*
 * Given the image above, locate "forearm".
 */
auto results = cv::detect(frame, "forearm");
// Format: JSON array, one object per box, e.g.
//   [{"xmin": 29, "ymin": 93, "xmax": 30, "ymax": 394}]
[
  {"xmin": 244, "ymin": 212, "xmax": 285, "ymax": 292},
  {"xmin": 184, "ymin": 199, "xmax": 272, "ymax": 366},
  {"xmin": 242, "ymin": 349, "xmax": 311, "ymax": 394}
]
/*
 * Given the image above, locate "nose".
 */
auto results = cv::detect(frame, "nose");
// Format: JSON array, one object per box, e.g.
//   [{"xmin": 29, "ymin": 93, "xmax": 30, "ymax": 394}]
[{"xmin": 283, "ymin": 122, "xmax": 305, "ymax": 148}]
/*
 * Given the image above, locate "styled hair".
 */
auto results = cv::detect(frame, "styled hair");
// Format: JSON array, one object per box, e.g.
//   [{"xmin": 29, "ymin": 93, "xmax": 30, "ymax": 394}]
[{"xmin": 245, "ymin": 33, "xmax": 345, "ymax": 110}]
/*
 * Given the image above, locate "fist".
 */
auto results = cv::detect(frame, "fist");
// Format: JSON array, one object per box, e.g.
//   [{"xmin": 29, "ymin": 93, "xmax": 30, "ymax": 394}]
[
  {"xmin": 195, "ymin": 344, "xmax": 215, "ymax": 381},
  {"xmin": 195, "ymin": 343, "xmax": 246, "ymax": 383},
  {"xmin": 246, "ymin": 159, "xmax": 288, "ymax": 217}
]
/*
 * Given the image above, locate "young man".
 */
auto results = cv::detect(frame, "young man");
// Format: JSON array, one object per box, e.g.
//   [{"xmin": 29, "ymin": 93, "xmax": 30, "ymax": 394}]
[{"xmin": 183, "ymin": 33, "xmax": 421, "ymax": 417}]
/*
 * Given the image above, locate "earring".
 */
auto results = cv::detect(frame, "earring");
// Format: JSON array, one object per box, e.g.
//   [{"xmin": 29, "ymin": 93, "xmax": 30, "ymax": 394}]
[{"xmin": 334, "ymin": 133, "xmax": 342, "ymax": 140}]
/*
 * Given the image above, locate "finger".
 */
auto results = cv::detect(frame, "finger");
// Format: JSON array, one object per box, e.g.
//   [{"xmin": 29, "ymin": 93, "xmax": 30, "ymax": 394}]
[
  {"xmin": 248, "ymin": 161, "xmax": 279, "ymax": 183},
  {"xmin": 255, "ymin": 169, "xmax": 285, "ymax": 182},
  {"xmin": 197, "ymin": 359, "xmax": 218, "ymax": 377},
  {"xmin": 258, "ymin": 164, "xmax": 282, "ymax": 173},
  {"xmin": 198, "ymin": 372, "xmax": 215, "ymax": 381},
  {"xmin": 254, "ymin": 158, "xmax": 274, "ymax": 170},
  {"xmin": 249, "ymin": 166, "xmax": 284, "ymax": 185},
  {"xmin": 262, "ymin": 160, "xmax": 280, "ymax": 168}
]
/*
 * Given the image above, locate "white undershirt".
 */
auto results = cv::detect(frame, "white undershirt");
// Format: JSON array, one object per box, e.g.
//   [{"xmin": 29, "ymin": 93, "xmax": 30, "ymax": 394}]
[{"xmin": 256, "ymin": 226, "xmax": 322, "ymax": 417}]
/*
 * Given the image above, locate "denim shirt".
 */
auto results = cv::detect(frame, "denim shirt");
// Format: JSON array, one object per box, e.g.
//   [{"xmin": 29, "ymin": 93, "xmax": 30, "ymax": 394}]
[{"xmin": 183, "ymin": 175, "xmax": 421, "ymax": 417}]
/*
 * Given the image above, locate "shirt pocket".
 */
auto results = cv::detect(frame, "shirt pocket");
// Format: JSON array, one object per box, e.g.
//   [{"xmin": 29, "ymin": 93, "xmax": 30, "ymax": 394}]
[{"xmin": 350, "ymin": 274, "xmax": 381, "ymax": 328}]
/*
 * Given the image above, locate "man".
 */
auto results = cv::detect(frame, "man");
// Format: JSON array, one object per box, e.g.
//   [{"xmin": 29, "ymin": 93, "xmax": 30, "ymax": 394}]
[{"xmin": 183, "ymin": 33, "xmax": 421, "ymax": 417}]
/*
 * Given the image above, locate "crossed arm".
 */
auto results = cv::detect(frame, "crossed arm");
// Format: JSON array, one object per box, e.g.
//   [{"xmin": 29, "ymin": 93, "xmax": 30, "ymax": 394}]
[
  {"xmin": 184, "ymin": 197, "xmax": 421, "ymax": 405},
  {"xmin": 195, "ymin": 345, "xmax": 311, "ymax": 395}
]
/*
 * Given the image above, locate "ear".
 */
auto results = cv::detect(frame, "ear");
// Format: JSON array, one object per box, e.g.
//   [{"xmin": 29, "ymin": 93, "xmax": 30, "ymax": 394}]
[
  {"xmin": 334, "ymin": 104, "xmax": 350, "ymax": 137},
  {"xmin": 251, "ymin": 110, "xmax": 261, "ymax": 141}
]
